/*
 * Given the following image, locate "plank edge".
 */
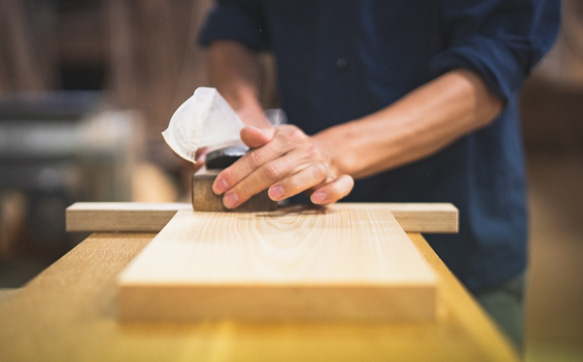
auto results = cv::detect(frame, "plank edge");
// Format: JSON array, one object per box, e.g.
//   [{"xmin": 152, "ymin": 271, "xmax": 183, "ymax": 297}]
[{"xmin": 117, "ymin": 283, "xmax": 437, "ymax": 322}]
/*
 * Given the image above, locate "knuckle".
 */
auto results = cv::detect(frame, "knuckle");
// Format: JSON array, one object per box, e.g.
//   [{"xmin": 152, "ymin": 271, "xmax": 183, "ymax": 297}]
[
  {"xmin": 262, "ymin": 162, "xmax": 282, "ymax": 180},
  {"xmin": 306, "ymin": 145, "xmax": 322, "ymax": 159},
  {"xmin": 280, "ymin": 124, "xmax": 297, "ymax": 132},
  {"xmin": 285, "ymin": 178, "xmax": 301, "ymax": 194},
  {"xmin": 311, "ymin": 162, "xmax": 328, "ymax": 180},
  {"xmin": 274, "ymin": 125, "xmax": 290, "ymax": 137},
  {"xmin": 247, "ymin": 150, "xmax": 264, "ymax": 169},
  {"xmin": 286, "ymin": 126, "xmax": 307, "ymax": 142},
  {"xmin": 232, "ymin": 186, "xmax": 249, "ymax": 202}
]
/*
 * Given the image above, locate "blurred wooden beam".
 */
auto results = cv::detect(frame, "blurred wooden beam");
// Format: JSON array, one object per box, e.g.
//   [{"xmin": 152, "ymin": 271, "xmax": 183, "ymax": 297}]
[
  {"xmin": 0, "ymin": 0, "xmax": 45, "ymax": 91},
  {"xmin": 108, "ymin": 0, "xmax": 135, "ymax": 106}
]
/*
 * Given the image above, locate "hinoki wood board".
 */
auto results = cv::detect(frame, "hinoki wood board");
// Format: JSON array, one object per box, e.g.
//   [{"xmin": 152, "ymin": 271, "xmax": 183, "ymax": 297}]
[
  {"xmin": 118, "ymin": 205, "xmax": 439, "ymax": 321},
  {"xmin": 66, "ymin": 202, "xmax": 458, "ymax": 233}
]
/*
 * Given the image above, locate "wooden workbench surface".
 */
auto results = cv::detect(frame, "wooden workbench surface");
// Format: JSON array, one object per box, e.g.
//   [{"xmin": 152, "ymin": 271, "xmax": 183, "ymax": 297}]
[{"xmin": 0, "ymin": 231, "xmax": 518, "ymax": 361}]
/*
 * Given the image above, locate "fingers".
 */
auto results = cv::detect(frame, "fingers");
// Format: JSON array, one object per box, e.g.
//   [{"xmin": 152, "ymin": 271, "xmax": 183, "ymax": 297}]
[
  {"xmin": 240, "ymin": 126, "xmax": 275, "ymax": 148},
  {"xmin": 212, "ymin": 139, "xmax": 284, "ymax": 195},
  {"xmin": 310, "ymin": 174, "xmax": 354, "ymax": 205},
  {"xmin": 219, "ymin": 149, "xmax": 310, "ymax": 209},
  {"xmin": 212, "ymin": 126, "xmax": 298, "ymax": 195},
  {"xmin": 211, "ymin": 124, "xmax": 354, "ymax": 209},
  {"xmin": 268, "ymin": 162, "xmax": 329, "ymax": 201}
]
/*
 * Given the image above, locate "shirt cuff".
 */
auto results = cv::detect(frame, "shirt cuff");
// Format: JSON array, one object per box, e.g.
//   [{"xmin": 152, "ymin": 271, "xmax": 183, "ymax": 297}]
[{"xmin": 429, "ymin": 34, "xmax": 541, "ymax": 102}]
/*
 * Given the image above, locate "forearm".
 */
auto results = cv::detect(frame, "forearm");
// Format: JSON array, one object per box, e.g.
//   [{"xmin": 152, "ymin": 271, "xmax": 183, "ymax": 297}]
[
  {"xmin": 314, "ymin": 69, "xmax": 503, "ymax": 179},
  {"xmin": 207, "ymin": 40, "xmax": 270, "ymax": 127}
]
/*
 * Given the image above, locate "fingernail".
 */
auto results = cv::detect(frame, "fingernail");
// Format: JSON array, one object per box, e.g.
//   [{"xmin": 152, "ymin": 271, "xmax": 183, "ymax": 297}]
[
  {"xmin": 311, "ymin": 191, "xmax": 327, "ymax": 204},
  {"xmin": 213, "ymin": 178, "xmax": 229, "ymax": 194},
  {"xmin": 223, "ymin": 192, "xmax": 240, "ymax": 209},
  {"xmin": 269, "ymin": 185, "xmax": 285, "ymax": 200}
]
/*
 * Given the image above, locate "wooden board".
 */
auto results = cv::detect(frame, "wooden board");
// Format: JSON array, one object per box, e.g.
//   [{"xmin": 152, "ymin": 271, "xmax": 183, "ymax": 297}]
[
  {"xmin": 66, "ymin": 202, "xmax": 458, "ymax": 233},
  {"xmin": 118, "ymin": 205, "xmax": 438, "ymax": 321},
  {"xmin": 0, "ymin": 289, "xmax": 17, "ymax": 304},
  {"xmin": 0, "ymin": 232, "xmax": 519, "ymax": 361}
]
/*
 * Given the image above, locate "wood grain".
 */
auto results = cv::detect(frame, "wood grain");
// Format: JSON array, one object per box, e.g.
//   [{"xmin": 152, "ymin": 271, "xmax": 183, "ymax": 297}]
[
  {"xmin": 118, "ymin": 205, "xmax": 437, "ymax": 321},
  {"xmin": 66, "ymin": 202, "xmax": 458, "ymax": 233},
  {"xmin": 0, "ymin": 232, "xmax": 518, "ymax": 361},
  {"xmin": 0, "ymin": 233, "xmax": 519, "ymax": 362}
]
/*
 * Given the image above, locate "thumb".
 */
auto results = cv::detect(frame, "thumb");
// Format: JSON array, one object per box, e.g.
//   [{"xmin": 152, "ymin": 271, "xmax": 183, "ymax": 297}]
[{"xmin": 240, "ymin": 126, "xmax": 275, "ymax": 149}]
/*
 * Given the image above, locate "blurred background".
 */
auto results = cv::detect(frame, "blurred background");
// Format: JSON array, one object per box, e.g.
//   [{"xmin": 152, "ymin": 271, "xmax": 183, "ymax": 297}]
[{"xmin": 0, "ymin": 0, "xmax": 581, "ymax": 360}]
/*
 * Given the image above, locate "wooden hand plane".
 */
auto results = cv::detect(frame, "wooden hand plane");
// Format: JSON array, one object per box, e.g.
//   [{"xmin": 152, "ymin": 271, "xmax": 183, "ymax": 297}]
[{"xmin": 192, "ymin": 146, "xmax": 278, "ymax": 212}]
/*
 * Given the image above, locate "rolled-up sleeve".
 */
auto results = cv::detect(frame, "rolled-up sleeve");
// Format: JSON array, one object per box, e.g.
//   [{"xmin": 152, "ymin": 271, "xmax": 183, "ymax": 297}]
[
  {"xmin": 430, "ymin": 0, "xmax": 560, "ymax": 101},
  {"xmin": 198, "ymin": 0, "xmax": 270, "ymax": 51}
]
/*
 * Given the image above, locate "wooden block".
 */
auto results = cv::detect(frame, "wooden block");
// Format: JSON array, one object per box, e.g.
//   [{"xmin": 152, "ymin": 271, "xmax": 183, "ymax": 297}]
[
  {"xmin": 192, "ymin": 169, "xmax": 277, "ymax": 212},
  {"xmin": 66, "ymin": 202, "xmax": 458, "ymax": 233},
  {"xmin": 118, "ymin": 205, "xmax": 437, "ymax": 321}
]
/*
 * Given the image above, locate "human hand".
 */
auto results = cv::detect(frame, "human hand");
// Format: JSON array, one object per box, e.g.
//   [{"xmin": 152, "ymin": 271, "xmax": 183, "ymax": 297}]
[{"xmin": 212, "ymin": 125, "xmax": 354, "ymax": 208}]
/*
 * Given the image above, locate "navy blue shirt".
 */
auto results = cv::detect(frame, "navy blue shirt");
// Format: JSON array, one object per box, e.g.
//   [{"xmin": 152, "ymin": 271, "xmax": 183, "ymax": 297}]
[{"xmin": 199, "ymin": 0, "xmax": 560, "ymax": 292}]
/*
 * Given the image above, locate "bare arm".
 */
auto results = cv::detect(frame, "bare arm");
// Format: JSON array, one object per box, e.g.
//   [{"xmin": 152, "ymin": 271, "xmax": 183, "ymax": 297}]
[
  {"xmin": 207, "ymin": 41, "xmax": 502, "ymax": 207},
  {"xmin": 207, "ymin": 41, "xmax": 270, "ymax": 128},
  {"xmin": 314, "ymin": 69, "xmax": 503, "ymax": 179}
]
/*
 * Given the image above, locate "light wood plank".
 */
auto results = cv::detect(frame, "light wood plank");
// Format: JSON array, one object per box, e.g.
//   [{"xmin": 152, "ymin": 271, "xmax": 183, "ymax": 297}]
[
  {"xmin": 0, "ymin": 232, "xmax": 518, "ymax": 361},
  {"xmin": 0, "ymin": 288, "xmax": 17, "ymax": 304},
  {"xmin": 118, "ymin": 205, "xmax": 437, "ymax": 321},
  {"xmin": 66, "ymin": 202, "xmax": 458, "ymax": 233}
]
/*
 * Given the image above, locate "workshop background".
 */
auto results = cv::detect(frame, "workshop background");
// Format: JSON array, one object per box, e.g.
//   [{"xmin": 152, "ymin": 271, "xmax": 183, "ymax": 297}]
[{"xmin": 0, "ymin": 1, "xmax": 581, "ymax": 360}]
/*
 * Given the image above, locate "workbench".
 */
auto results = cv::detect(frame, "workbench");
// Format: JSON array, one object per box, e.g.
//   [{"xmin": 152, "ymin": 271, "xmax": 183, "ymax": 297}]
[{"xmin": 0, "ymin": 203, "xmax": 519, "ymax": 361}]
